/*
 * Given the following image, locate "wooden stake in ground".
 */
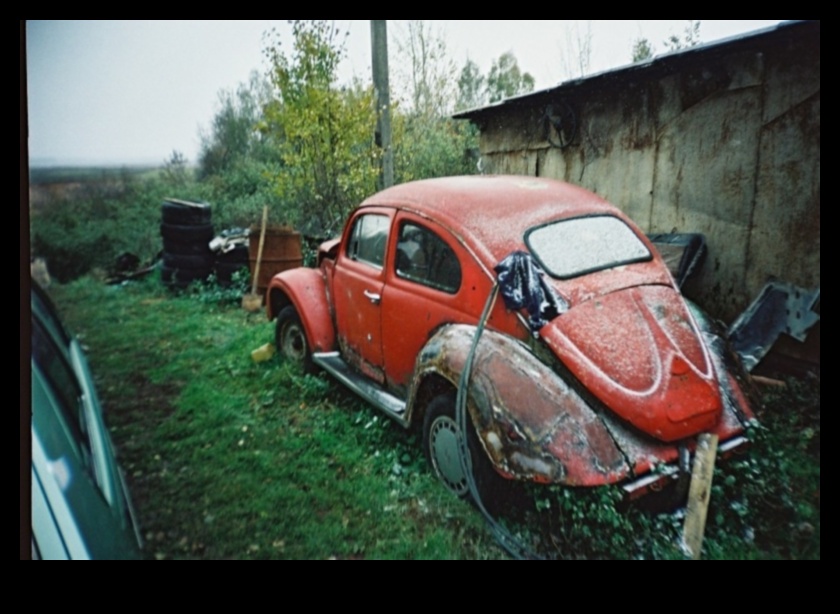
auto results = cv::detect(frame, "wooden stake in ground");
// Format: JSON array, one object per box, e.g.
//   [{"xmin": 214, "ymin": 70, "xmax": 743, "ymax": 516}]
[
  {"xmin": 682, "ymin": 433, "xmax": 719, "ymax": 559},
  {"xmin": 242, "ymin": 205, "xmax": 268, "ymax": 312}
]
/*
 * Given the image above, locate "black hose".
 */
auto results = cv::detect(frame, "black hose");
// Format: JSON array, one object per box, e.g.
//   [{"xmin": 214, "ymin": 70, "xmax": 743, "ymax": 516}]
[{"xmin": 454, "ymin": 283, "xmax": 544, "ymax": 560}]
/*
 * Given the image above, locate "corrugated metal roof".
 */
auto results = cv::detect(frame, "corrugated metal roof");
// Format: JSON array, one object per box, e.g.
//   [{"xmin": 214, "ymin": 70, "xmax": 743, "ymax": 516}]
[{"xmin": 454, "ymin": 20, "xmax": 817, "ymax": 119}]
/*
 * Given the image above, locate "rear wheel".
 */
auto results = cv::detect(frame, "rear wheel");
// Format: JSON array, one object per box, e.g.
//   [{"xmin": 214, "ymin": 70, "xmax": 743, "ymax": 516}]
[{"xmin": 422, "ymin": 392, "xmax": 505, "ymax": 506}]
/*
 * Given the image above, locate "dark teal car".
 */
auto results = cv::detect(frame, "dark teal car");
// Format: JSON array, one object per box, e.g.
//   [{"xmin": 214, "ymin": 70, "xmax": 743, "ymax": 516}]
[{"xmin": 30, "ymin": 284, "xmax": 142, "ymax": 559}]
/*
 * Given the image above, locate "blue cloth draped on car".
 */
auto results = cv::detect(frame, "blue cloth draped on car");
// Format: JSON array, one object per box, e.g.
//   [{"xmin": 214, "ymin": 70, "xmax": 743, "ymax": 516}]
[{"xmin": 494, "ymin": 251, "xmax": 568, "ymax": 334}]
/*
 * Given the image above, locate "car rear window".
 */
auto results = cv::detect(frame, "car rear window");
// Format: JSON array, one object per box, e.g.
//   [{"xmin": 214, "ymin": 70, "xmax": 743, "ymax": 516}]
[{"xmin": 525, "ymin": 215, "xmax": 651, "ymax": 279}]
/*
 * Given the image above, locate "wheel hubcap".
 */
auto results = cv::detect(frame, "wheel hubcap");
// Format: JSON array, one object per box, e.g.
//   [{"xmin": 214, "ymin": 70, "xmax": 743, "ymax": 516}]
[
  {"xmin": 429, "ymin": 416, "xmax": 469, "ymax": 496},
  {"xmin": 282, "ymin": 323, "xmax": 306, "ymax": 361}
]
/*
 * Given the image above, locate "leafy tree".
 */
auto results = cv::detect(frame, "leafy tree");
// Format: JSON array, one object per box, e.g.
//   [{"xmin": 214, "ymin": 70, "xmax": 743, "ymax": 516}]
[
  {"xmin": 631, "ymin": 37, "xmax": 654, "ymax": 63},
  {"xmin": 162, "ymin": 150, "xmax": 191, "ymax": 187},
  {"xmin": 393, "ymin": 114, "xmax": 478, "ymax": 183},
  {"xmin": 263, "ymin": 21, "xmax": 379, "ymax": 236},
  {"xmin": 456, "ymin": 58, "xmax": 485, "ymax": 111},
  {"xmin": 486, "ymin": 51, "xmax": 535, "ymax": 103},
  {"xmin": 395, "ymin": 20, "xmax": 457, "ymax": 118},
  {"xmin": 664, "ymin": 20, "xmax": 702, "ymax": 52},
  {"xmin": 390, "ymin": 21, "xmax": 478, "ymax": 182},
  {"xmin": 631, "ymin": 21, "xmax": 700, "ymax": 64},
  {"xmin": 198, "ymin": 71, "xmax": 273, "ymax": 179},
  {"xmin": 196, "ymin": 71, "xmax": 282, "ymax": 228}
]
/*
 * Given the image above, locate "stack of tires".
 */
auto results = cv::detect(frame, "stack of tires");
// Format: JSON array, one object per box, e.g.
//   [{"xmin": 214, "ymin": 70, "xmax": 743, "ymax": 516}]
[{"xmin": 160, "ymin": 199, "xmax": 214, "ymax": 290}]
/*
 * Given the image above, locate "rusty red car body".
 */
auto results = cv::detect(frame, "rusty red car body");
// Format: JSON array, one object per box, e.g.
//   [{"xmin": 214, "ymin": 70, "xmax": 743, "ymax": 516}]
[{"xmin": 266, "ymin": 175, "xmax": 755, "ymax": 501}]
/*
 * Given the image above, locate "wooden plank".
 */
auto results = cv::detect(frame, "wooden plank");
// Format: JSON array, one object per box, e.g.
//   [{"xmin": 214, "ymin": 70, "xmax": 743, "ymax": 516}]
[{"xmin": 682, "ymin": 433, "xmax": 719, "ymax": 559}]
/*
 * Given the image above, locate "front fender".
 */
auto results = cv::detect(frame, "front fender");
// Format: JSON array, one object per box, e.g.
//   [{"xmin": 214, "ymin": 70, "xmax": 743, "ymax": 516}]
[
  {"xmin": 409, "ymin": 324, "xmax": 633, "ymax": 487},
  {"xmin": 267, "ymin": 268, "xmax": 336, "ymax": 354}
]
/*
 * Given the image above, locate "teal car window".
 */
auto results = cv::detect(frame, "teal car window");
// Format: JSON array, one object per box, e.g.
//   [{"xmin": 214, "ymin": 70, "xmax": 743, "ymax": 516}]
[{"xmin": 32, "ymin": 317, "xmax": 92, "ymax": 464}]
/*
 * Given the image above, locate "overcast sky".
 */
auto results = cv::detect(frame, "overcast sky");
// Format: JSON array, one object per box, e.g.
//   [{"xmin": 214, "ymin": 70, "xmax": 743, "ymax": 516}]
[{"xmin": 25, "ymin": 20, "xmax": 784, "ymax": 167}]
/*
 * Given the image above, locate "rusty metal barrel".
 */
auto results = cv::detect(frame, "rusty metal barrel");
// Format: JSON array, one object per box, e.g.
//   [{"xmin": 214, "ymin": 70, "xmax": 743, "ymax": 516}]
[{"xmin": 249, "ymin": 225, "xmax": 303, "ymax": 295}]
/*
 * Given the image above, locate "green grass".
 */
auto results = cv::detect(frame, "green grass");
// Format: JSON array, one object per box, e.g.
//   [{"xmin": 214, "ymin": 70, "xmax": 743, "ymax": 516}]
[
  {"xmin": 49, "ymin": 276, "xmax": 501, "ymax": 559},
  {"xmin": 46, "ymin": 275, "xmax": 820, "ymax": 559}
]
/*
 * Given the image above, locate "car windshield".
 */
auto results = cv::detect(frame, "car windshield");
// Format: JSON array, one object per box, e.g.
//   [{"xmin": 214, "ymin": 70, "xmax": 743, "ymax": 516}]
[{"xmin": 525, "ymin": 215, "xmax": 651, "ymax": 279}]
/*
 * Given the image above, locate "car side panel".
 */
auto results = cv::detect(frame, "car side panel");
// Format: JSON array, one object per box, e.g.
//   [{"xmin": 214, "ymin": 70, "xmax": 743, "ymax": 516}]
[
  {"xmin": 381, "ymin": 211, "xmax": 526, "ymax": 393},
  {"xmin": 411, "ymin": 322, "xmax": 754, "ymax": 488},
  {"xmin": 330, "ymin": 208, "xmax": 396, "ymax": 383},
  {"xmin": 32, "ymin": 430, "xmax": 82, "ymax": 560},
  {"xmin": 32, "ymin": 366, "xmax": 140, "ymax": 559},
  {"xmin": 333, "ymin": 257, "xmax": 386, "ymax": 381},
  {"xmin": 410, "ymin": 325, "xmax": 633, "ymax": 487}
]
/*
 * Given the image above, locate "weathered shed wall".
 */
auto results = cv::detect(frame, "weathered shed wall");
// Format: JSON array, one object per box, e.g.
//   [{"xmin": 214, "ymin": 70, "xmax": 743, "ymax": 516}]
[{"xmin": 462, "ymin": 21, "xmax": 820, "ymax": 324}]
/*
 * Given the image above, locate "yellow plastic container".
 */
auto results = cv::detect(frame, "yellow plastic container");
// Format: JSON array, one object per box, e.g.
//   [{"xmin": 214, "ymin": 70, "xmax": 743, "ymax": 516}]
[{"xmin": 250, "ymin": 343, "xmax": 275, "ymax": 363}]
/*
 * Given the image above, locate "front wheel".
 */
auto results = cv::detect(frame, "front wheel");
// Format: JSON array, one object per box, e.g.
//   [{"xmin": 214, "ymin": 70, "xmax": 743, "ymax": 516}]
[
  {"xmin": 275, "ymin": 305, "xmax": 314, "ymax": 372},
  {"xmin": 422, "ymin": 392, "xmax": 505, "ymax": 506}
]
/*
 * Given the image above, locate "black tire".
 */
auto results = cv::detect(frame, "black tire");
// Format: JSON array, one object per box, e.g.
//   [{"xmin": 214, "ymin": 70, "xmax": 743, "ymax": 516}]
[
  {"xmin": 275, "ymin": 306, "xmax": 314, "ymax": 372},
  {"xmin": 161, "ymin": 200, "xmax": 212, "ymax": 225},
  {"xmin": 422, "ymin": 392, "xmax": 504, "ymax": 506},
  {"xmin": 163, "ymin": 252, "xmax": 213, "ymax": 270},
  {"xmin": 162, "ymin": 236, "xmax": 214, "ymax": 256},
  {"xmin": 160, "ymin": 222, "xmax": 214, "ymax": 243}
]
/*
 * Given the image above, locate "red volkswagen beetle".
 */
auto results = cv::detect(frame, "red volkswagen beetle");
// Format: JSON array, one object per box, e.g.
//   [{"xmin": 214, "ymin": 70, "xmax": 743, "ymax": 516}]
[{"xmin": 266, "ymin": 175, "xmax": 755, "ymax": 503}]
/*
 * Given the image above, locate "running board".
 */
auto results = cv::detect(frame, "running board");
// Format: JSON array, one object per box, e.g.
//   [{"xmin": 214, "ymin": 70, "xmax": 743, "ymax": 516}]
[{"xmin": 312, "ymin": 352, "xmax": 408, "ymax": 426}]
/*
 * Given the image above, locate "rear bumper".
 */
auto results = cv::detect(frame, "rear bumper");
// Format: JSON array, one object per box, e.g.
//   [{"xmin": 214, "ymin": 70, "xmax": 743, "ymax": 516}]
[{"xmin": 621, "ymin": 435, "xmax": 750, "ymax": 501}]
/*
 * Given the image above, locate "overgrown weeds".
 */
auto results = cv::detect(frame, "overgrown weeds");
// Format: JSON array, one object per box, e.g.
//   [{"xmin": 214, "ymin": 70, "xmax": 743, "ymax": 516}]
[
  {"xmin": 179, "ymin": 269, "xmax": 252, "ymax": 307},
  {"xmin": 29, "ymin": 169, "xmax": 176, "ymax": 283},
  {"xmin": 514, "ymin": 375, "xmax": 820, "ymax": 560}
]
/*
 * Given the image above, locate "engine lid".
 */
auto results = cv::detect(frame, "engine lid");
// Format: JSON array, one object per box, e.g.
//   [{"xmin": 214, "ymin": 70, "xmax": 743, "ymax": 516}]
[{"xmin": 539, "ymin": 285, "xmax": 722, "ymax": 442}]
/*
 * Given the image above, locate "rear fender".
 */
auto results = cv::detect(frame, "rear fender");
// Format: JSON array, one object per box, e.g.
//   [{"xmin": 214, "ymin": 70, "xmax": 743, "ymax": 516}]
[
  {"xmin": 267, "ymin": 268, "xmax": 336, "ymax": 354},
  {"xmin": 408, "ymin": 324, "xmax": 633, "ymax": 487},
  {"xmin": 686, "ymin": 300, "xmax": 758, "ymax": 424}
]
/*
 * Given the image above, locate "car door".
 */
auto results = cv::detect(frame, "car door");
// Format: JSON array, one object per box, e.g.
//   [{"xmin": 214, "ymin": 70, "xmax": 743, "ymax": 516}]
[
  {"xmin": 332, "ymin": 208, "xmax": 394, "ymax": 384},
  {"xmin": 380, "ymin": 214, "xmax": 483, "ymax": 393}
]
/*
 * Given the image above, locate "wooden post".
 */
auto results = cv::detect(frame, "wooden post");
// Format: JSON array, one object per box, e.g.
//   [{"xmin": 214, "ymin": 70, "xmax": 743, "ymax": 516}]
[
  {"xmin": 682, "ymin": 433, "xmax": 719, "ymax": 559},
  {"xmin": 370, "ymin": 20, "xmax": 393, "ymax": 189}
]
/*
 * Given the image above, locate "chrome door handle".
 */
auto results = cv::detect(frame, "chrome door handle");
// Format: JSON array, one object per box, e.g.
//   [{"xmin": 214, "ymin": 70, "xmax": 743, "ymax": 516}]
[{"xmin": 363, "ymin": 289, "xmax": 381, "ymax": 305}]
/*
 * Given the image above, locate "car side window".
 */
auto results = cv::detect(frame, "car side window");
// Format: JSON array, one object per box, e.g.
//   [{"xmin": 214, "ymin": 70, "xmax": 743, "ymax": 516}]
[
  {"xmin": 395, "ymin": 222, "xmax": 461, "ymax": 294},
  {"xmin": 32, "ymin": 317, "xmax": 92, "ymax": 466},
  {"xmin": 347, "ymin": 214, "xmax": 389, "ymax": 268}
]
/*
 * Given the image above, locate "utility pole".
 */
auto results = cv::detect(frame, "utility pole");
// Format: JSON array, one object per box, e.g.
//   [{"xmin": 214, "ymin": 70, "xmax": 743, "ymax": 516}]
[{"xmin": 370, "ymin": 20, "xmax": 394, "ymax": 188}]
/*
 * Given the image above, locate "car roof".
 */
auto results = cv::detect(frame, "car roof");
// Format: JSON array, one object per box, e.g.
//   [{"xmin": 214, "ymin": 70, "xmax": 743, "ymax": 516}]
[{"xmin": 360, "ymin": 175, "xmax": 626, "ymax": 269}]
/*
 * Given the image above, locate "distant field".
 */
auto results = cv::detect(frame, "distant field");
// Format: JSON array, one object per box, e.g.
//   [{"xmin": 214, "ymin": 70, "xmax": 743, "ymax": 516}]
[
  {"xmin": 28, "ymin": 165, "xmax": 164, "ymax": 214},
  {"xmin": 29, "ymin": 165, "xmax": 161, "ymax": 185}
]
